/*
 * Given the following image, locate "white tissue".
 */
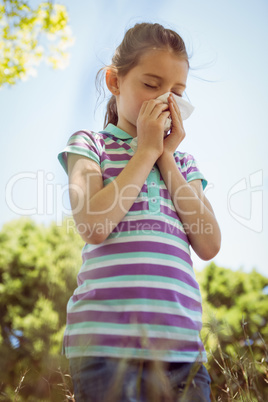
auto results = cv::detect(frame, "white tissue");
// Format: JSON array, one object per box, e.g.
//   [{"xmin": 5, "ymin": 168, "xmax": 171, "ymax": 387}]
[{"xmin": 157, "ymin": 92, "xmax": 194, "ymax": 131}]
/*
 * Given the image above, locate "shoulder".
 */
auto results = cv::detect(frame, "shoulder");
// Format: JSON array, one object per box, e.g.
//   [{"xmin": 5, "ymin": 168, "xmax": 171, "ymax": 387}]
[
  {"xmin": 65, "ymin": 129, "xmax": 113, "ymax": 155},
  {"xmin": 58, "ymin": 129, "xmax": 109, "ymax": 174},
  {"xmin": 67, "ymin": 130, "xmax": 108, "ymax": 145},
  {"xmin": 174, "ymin": 150, "xmax": 208, "ymax": 190},
  {"xmin": 174, "ymin": 150, "xmax": 197, "ymax": 167}
]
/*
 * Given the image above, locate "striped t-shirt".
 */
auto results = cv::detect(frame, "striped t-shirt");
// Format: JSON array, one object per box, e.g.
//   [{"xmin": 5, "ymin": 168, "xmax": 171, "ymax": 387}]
[{"xmin": 58, "ymin": 123, "xmax": 208, "ymax": 362}]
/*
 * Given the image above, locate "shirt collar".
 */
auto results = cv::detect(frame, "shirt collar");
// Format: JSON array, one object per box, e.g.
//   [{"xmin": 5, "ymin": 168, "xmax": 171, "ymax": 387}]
[{"xmin": 102, "ymin": 124, "xmax": 133, "ymax": 140}]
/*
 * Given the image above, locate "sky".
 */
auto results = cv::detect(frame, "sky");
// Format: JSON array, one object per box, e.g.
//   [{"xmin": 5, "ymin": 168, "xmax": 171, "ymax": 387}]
[{"xmin": 1, "ymin": 0, "xmax": 267, "ymax": 276}]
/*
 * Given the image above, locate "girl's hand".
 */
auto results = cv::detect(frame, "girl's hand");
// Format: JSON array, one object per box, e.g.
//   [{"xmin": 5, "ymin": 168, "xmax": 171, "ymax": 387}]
[
  {"xmin": 162, "ymin": 94, "xmax": 186, "ymax": 154},
  {"xmin": 136, "ymin": 99, "xmax": 170, "ymax": 159}
]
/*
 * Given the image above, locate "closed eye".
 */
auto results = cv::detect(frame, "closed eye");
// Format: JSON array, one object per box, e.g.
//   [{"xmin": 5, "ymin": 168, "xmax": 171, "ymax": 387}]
[
  {"xmin": 172, "ymin": 91, "xmax": 183, "ymax": 97},
  {"xmin": 144, "ymin": 83, "xmax": 157, "ymax": 89}
]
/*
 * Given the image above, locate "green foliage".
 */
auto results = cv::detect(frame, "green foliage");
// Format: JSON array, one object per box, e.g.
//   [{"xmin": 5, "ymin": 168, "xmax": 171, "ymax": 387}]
[
  {"xmin": 0, "ymin": 217, "xmax": 83, "ymax": 401},
  {"xmin": 197, "ymin": 262, "xmax": 268, "ymax": 400},
  {"xmin": 0, "ymin": 0, "xmax": 74, "ymax": 87}
]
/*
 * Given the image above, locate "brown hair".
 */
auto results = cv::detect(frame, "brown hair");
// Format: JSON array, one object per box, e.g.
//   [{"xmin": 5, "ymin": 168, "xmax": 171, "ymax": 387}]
[{"xmin": 97, "ymin": 22, "xmax": 189, "ymax": 128}]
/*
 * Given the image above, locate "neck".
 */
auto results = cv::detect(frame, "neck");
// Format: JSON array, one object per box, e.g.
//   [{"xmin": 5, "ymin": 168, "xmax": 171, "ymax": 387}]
[{"xmin": 116, "ymin": 119, "xmax": 137, "ymax": 138}]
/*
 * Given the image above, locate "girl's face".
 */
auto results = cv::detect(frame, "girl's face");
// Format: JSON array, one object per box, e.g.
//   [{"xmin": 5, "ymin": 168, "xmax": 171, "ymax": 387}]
[{"xmin": 115, "ymin": 48, "xmax": 189, "ymax": 137}]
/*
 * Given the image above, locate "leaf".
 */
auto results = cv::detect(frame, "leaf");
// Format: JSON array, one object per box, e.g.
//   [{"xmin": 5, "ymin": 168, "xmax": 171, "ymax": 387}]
[{"xmin": 0, "ymin": 0, "xmax": 74, "ymax": 87}]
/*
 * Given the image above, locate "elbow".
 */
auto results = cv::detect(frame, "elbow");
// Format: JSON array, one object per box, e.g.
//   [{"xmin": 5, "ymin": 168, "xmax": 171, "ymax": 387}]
[
  {"xmin": 73, "ymin": 218, "xmax": 109, "ymax": 244},
  {"xmin": 197, "ymin": 237, "xmax": 221, "ymax": 261},
  {"xmin": 81, "ymin": 231, "xmax": 107, "ymax": 245},
  {"xmin": 198, "ymin": 245, "xmax": 220, "ymax": 261},
  {"xmin": 79, "ymin": 227, "xmax": 110, "ymax": 245},
  {"xmin": 199, "ymin": 225, "xmax": 222, "ymax": 261}
]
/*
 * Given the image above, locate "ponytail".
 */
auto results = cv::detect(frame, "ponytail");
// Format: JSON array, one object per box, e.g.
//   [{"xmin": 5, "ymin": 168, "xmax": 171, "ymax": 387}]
[{"xmin": 104, "ymin": 95, "xmax": 118, "ymax": 128}]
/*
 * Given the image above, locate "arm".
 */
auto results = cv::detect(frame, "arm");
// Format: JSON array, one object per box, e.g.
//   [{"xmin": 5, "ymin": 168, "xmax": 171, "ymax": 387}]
[
  {"xmin": 157, "ymin": 153, "xmax": 221, "ymax": 260},
  {"xmin": 157, "ymin": 94, "xmax": 221, "ymax": 260},
  {"xmin": 68, "ymin": 100, "xmax": 169, "ymax": 244},
  {"xmin": 68, "ymin": 149, "xmax": 156, "ymax": 244}
]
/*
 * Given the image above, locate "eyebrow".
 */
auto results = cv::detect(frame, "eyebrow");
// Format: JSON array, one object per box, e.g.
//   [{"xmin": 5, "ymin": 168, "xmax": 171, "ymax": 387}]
[{"xmin": 142, "ymin": 73, "xmax": 186, "ymax": 88}]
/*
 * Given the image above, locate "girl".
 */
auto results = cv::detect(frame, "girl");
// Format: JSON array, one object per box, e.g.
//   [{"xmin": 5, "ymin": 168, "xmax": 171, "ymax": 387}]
[{"xmin": 58, "ymin": 22, "xmax": 221, "ymax": 402}]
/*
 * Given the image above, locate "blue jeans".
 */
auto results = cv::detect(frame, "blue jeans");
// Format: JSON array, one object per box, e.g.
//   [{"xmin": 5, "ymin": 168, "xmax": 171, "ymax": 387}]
[{"xmin": 69, "ymin": 357, "xmax": 211, "ymax": 401}]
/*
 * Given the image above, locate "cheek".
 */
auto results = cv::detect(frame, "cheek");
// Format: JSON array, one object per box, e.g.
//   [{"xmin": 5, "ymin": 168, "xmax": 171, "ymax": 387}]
[
  {"xmin": 129, "ymin": 96, "xmax": 144, "ymax": 119},
  {"xmin": 135, "ymin": 93, "xmax": 152, "ymax": 114},
  {"xmin": 136, "ymin": 100, "xmax": 144, "ymax": 115},
  {"xmin": 125, "ymin": 88, "xmax": 151, "ymax": 120}
]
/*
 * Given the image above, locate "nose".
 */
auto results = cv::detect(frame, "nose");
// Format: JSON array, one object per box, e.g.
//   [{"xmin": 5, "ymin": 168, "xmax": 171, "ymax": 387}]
[{"xmin": 156, "ymin": 92, "xmax": 171, "ymax": 104}]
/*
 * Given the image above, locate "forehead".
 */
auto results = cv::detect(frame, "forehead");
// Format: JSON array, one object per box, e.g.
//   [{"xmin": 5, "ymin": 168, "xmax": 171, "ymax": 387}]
[{"xmin": 131, "ymin": 48, "xmax": 189, "ymax": 82}]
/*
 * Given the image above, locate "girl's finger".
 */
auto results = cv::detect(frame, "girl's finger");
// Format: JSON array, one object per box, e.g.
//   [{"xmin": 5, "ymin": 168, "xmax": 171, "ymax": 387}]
[
  {"xmin": 141, "ymin": 99, "xmax": 162, "ymax": 116},
  {"xmin": 158, "ymin": 110, "xmax": 171, "ymax": 122},
  {"xmin": 150, "ymin": 103, "xmax": 169, "ymax": 119},
  {"xmin": 169, "ymin": 95, "xmax": 183, "ymax": 125},
  {"xmin": 169, "ymin": 94, "xmax": 180, "ymax": 114}
]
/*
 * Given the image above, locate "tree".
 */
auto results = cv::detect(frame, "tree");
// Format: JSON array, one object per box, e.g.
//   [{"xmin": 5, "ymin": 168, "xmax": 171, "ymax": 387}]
[
  {"xmin": 0, "ymin": 0, "xmax": 74, "ymax": 87},
  {"xmin": 197, "ymin": 262, "xmax": 268, "ymax": 400},
  {"xmin": 0, "ymin": 217, "xmax": 83, "ymax": 401}
]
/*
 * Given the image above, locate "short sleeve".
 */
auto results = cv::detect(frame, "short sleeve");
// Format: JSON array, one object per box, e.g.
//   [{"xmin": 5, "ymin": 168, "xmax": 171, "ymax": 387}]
[
  {"xmin": 175, "ymin": 151, "xmax": 208, "ymax": 191},
  {"xmin": 58, "ymin": 130, "xmax": 102, "ymax": 174}
]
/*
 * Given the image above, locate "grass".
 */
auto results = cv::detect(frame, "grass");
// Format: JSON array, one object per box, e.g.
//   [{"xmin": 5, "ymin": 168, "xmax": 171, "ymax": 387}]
[
  {"xmin": 204, "ymin": 316, "xmax": 268, "ymax": 401},
  {"xmin": 2, "ymin": 323, "xmax": 267, "ymax": 401}
]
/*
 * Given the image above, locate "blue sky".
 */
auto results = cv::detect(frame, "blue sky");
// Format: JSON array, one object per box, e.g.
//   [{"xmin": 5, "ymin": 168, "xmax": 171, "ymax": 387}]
[{"xmin": 1, "ymin": 0, "xmax": 267, "ymax": 276}]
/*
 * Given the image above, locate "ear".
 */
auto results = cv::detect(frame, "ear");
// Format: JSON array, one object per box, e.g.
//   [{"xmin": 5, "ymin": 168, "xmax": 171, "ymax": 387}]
[{"xmin": 105, "ymin": 68, "xmax": 120, "ymax": 96}]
